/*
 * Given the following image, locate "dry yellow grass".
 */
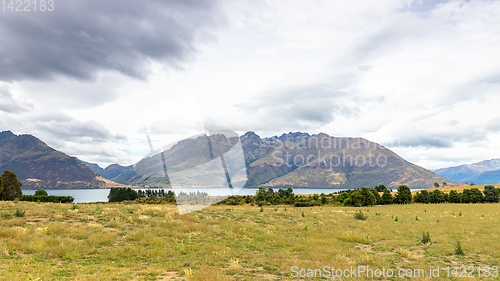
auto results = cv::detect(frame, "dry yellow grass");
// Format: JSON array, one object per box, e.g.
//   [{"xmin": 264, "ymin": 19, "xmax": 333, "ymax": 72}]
[{"xmin": 0, "ymin": 201, "xmax": 498, "ymax": 280}]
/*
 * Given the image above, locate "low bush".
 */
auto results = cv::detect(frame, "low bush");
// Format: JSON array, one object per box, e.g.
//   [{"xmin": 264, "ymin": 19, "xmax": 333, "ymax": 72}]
[
  {"xmin": 421, "ymin": 231, "xmax": 431, "ymax": 244},
  {"xmin": 21, "ymin": 195, "xmax": 74, "ymax": 203},
  {"xmin": 294, "ymin": 201, "xmax": 314, "ymax": 207},
  {"xmin": 14, "ymin": 209, "xmax": 25, "ymax": 217},
  {"xmin": 353, "ymin": 210, "xmax": 368, "ymax": 220},
  {"xmin": 454, "ymin": 238, "xmax": 465, "ymax": 255}
]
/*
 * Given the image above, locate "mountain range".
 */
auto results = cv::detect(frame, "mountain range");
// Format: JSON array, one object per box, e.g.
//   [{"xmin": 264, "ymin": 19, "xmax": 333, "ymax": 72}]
[
  {"xmin": 0, "ymin": 130, "xmax": 462, "ymax": 190},
  {"xmin": 0, "ymin": 131, "xmax": 116, "ymax": 189},
  {"xmin": 90, "ymin": 131, "xmax": 454, "ymax": 189},
  {"xmin": 433, "ymin": 159, "xmax": 500, "ymax": 184}
]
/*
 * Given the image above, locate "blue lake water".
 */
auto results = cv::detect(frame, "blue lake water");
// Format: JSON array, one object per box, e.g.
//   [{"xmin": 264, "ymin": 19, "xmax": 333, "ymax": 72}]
[
  {"xmin": 22, "ymin": 187, "xmax": 423, "ymax": 203},
  {"xmin": 22, "ymin": 188, "xmax": 352, "ymax": 203}
]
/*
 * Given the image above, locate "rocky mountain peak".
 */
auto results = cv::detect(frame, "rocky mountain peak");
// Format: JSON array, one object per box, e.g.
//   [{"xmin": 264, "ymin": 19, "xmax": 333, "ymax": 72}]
[{"xmin": 0, "ymin": 130, "xmax": 16, "ymax": 141}]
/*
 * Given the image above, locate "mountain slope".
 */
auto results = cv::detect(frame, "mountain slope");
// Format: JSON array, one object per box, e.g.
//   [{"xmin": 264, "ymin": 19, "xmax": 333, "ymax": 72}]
[
  {"xmin": 102, "ymin": 131, "xmax": 454, "ymax": 189},
  {"xmin": 463, "ymin": 169, "xmax": 500, "ymax": 184},
  {"xmin": 0, "ymin": 131, "xmax": 108, "ymax": 189},
  {"xmin": 82, "ymin": 161, "xmax": 104, "ymax": 173},
  {"xmin": 434, "ymin": 159, "xmax": 500, "ymax": 183},
  {"xmin": 243, "ymin": 132, "xmax": 453, "ymax": 189}
]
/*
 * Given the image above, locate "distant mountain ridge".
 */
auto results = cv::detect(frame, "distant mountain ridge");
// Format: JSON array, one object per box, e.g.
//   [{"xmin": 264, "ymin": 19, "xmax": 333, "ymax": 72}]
[
  {"xmin": 93, "ymin": 131, "xmax": 454, "ymax": 189},
  {"xmin": 82, "ymin": 161, "xmax": 104, "ymax": 173},
  {"xmin": 2, "ymin": 128, "xmax": 457, "ymax": 190},
  {"xmin": 434, "ymin": 159, "xmax": 500, "ymax": 184},
  {"xmin": 0, "ymin": 131, "xmax": 111, "ymax": 189}
]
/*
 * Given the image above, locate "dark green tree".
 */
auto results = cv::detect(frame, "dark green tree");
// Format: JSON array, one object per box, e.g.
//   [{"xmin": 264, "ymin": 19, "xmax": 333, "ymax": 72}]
[
  {"xmin": 434, "ymin": 182, "xmax": 439, "ymax": 188},
  {"xmin": 483, "ymin": 185, "xmax": 500, "ymax": 203},
  {"xmin": 35, "ymin": 189, "xmax": 48, "ymax": 196},
  {"xmin": 394, "ymin": 185, "xmax": 412, "ymax": 204},
  {"xmin": 360, "ymin": 187, "xmax": 377, "ymax": 206},
  {"xmin": 335, "ymin": 192, "xmax": 350, "ymax": 204},
  {"xmin": 0, "ymin": 170, "xmax": 23, "ymax": 201},
  {"xmin": 344, "ymin": 187, "xmax": 376, "ymax": 207},
  {"xmin": 469, "ymin": 188, "xmax": 484, "ymax": 203},
  {"xmin": 320, "ymin": 194, "xmax": 328, "ymax": 204},
  {"xmin": 369, "ymin": 188, "xmax": 382, "ymax": 204},
  {"xmin": 430, "ymin": 189, "xmax": 445, "ymax": 203},
  {"xmin": 108, "ymin": 187, "xmax": 138, "ymax": 202},
  {"xmin": 461, "ymin": 189, "xmax": 471, "ymax": 203},
  {"xmin": 414, "ymin": 190, "xmax": 430, "ymax": 203},
  {"xmin": 448, "ymin": 190, "xmax": 461, "ymax": 203},
  {"xmin": 381, "ymin": 189, "xmax": 393, "ymax": 205},
  {"xmin": 374, "ymin": 184, "xmax": 387, "ymax": 192}
]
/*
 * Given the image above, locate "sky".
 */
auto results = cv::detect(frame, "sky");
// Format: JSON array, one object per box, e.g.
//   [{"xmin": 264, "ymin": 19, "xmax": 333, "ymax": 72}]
[{"xmin": 1, "ymin": 0, "xmax": 500, "ymax": 170}]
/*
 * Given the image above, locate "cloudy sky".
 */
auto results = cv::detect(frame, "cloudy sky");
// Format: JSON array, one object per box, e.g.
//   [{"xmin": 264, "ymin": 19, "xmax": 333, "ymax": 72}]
[{"xmin": 1, "ymin": 0, "xmax": 500, "ymax": 169}]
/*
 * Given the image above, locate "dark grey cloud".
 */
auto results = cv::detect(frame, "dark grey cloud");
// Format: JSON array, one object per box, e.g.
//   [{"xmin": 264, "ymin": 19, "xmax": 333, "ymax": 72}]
[
  {"xmin": 0, "ymin": 85, "xmax": 32, "ymax": 113},
  {"xmin": 0, "ymin": 0, "xmax": 224, "ymax": 81}
]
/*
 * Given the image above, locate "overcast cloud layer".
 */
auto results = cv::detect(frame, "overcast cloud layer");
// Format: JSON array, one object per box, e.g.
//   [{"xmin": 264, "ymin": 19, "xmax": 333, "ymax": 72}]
[
  {"xmin": 0, "ymin": 0, "xmax": 223, "ymax": 81},
  {"xmin": 1, "ymin": 0, "xmax": 500, "ymax": 170}
]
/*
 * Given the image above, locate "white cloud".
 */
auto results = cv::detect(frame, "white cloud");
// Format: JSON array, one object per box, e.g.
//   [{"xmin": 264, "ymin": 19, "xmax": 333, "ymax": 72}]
[{"xmin": 1, "ymin": 0, "xmax": 500, "ymax": 170}]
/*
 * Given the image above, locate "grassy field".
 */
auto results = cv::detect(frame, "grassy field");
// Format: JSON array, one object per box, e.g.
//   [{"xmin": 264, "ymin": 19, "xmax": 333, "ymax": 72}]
[{"xmin": 0, "ymin": 201, "xmax": 498, "ymax": 280}]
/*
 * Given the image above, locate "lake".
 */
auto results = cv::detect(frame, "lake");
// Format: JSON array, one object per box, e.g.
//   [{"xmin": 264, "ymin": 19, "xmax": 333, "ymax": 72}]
[
  {"xmin": 22, "ymin": 187, "xmax": 423, "ymax": 203},
  {"xmin": 22, "ymin": 187, "xmax": 352, "ymax": 203}
]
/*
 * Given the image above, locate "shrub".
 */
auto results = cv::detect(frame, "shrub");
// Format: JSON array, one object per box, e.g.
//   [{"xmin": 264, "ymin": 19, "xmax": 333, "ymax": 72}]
[
  {"xmin": 421, "ymin": 231, "xmax": 431, "ymax": 244},
  {"xmin": 34, "ymin": 189, "xmax": 48, "ymax": 196},
  {"xmin": 1, "ymin": 211, "xmax": 11, "ymax": 219},
  {"xmin": 15, "ymin": 209, "xmax": 25, "ymax": 217},
  {"xmin": 335, "ymin": 192, "xmax": 350, "ymax": 204},
  {"xmin": 353, "ymin": 210, "xmax": 368, "ymax": 220},
  {"xmin": 453, "ymin": 238, "xmax": 465, "ymax": 255},
  {"xmin": 320, "ymin": 194, "xmax": 328, "ymax": 204},
  {"xmin": 294, "ymin": 201, "xmax": 314, "ymax": 207},
  {"xmin": 21, "ymin": 195, "xmax": 74, "ymax": 203}
]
